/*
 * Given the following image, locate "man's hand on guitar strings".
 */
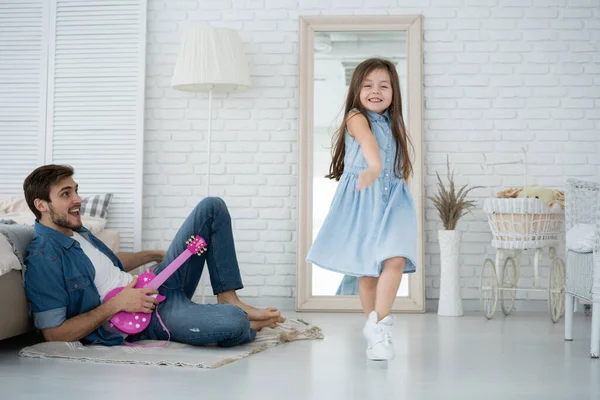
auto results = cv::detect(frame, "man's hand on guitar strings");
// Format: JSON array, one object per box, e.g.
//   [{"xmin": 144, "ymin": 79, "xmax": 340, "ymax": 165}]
[{"xmin": 111, "ymin": 276, "xmax": 160, "ymax": 314}]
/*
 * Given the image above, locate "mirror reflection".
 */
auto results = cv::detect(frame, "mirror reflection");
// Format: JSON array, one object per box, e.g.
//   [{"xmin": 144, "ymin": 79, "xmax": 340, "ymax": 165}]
[{"xmin": 310, "ymin": 31, "xmax": 409, "ymax": 297}]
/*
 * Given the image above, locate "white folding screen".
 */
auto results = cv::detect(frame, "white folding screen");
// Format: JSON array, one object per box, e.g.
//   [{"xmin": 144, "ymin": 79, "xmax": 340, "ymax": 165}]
[
  {"xmin": 46, "ymin": 0, "xmax": 146, "ymax": 251},
  {"xmin": 0, "ymin": 0, "xmax": 146, "ymax": 251},
  {"xmin": 0, "ymin": 0, "xmax": 49, "ymax": 192}
]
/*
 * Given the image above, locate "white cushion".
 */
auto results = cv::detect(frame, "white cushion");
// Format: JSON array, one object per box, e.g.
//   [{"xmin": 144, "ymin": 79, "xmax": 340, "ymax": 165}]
[
  {"xmin": 566, "ymin": 224, "xmax": 596, "ymax": 253},
  {"xmin": 0, "ymin": 194, "xmax": 111, "ymax": 235},
  {"xmin": 0, "ymin": 195, "xmax": 29, "ymax": 213},
  {"xmin": 0, "ymin": 235, "xmax": 21, "ymax": 276},
  {"xmin": 1, "ymin": 211, "xmax": 107, "ymax": 234}
]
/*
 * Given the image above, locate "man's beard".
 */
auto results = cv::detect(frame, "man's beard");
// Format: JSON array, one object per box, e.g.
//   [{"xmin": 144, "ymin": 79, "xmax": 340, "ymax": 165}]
[{"xmin": 48, "ymin": 203, "xmax": 81, "ymax": 231}]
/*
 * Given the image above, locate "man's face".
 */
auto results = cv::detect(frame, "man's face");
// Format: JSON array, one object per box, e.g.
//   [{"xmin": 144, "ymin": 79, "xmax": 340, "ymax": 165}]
[{"xmin": 43, "ymin": 177, "xmax": 83, "ymax": 232}]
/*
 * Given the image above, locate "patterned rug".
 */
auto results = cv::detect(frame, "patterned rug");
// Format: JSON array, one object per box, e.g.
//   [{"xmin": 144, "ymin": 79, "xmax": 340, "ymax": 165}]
[{"xmin": 19, "ymin": 319, "xmax": 323, "ymax": 369}]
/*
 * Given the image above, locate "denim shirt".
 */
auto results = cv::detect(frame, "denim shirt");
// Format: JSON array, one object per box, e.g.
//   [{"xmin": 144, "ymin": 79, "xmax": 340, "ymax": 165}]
[
  {"xmin": 24, "ymin": 221, "xmax": 126, "ymax": 345},
  {"xmin": 343, "ymin": 109, "xmax": 396, "ymax": 175}
]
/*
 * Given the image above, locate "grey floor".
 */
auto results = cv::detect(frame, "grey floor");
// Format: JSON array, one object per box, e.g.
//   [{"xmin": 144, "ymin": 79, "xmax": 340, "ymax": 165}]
[{"xmin": 1, "ymin": 311, "xmax": 599, "ymax": 400}]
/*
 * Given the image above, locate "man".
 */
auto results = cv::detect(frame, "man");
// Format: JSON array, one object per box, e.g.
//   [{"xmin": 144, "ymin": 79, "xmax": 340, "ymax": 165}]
[{"xmin": 23, "ymin": 164, "xmax": 283, "ymax": 347}]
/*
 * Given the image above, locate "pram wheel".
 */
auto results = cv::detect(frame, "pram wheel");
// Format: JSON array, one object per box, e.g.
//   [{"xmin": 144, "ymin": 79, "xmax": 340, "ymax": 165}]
[
  {"xmin": 501, "ymin": 257, "xmax": 517, "ymax": 316},
  {"xmin": 480, "ymin": 258, "xmax": 498, "ymax": 319},
  {"xmin": 548, "ymin": 257, "xmax": 566, "ymax": 323}
]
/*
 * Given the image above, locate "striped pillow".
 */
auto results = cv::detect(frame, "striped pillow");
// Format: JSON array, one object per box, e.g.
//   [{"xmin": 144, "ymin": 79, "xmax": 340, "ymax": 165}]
[{"xmin": 80, "ymin": 194, "xmax": 113, "ymax": 219}]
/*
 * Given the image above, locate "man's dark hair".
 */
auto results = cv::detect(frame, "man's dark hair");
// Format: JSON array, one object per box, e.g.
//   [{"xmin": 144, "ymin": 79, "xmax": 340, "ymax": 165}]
[{"xmin": 23, "ymin": 164, "xmax": 74, "ymax": 220}]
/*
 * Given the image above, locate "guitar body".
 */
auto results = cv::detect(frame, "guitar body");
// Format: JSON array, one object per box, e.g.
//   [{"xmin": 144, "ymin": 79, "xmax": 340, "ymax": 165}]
[
  {"xmin": 104, "ymin": 271, "xmax": 166, "ymax": 335},
  {"xmin": 103, "ymin": 235, "xmax": 207, "ymax": 335}
]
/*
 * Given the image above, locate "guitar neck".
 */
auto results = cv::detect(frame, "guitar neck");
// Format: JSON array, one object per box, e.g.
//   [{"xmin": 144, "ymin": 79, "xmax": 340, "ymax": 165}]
[{"xmin": 144, "ymin": 249, "xmax": 193, "ymax": 290}]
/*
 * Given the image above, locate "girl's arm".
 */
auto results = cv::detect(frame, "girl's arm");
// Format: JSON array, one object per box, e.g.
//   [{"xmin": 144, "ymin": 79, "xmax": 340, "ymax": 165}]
[
  {"xmin": 347, "ymin": 112, "xmax": 382, "ymax": 191},
  {"xmin": 347, "ymin": 112, "xmax": 382, "ymax": 172}
]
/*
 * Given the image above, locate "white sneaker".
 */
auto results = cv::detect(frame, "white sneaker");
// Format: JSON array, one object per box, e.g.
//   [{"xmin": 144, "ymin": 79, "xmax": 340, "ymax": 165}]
[
  {"xmin": 362, "ymin": 311, "xmax": 379, "ymax": 345},
  {"xmin": 366, "ymin": 314, "xmax": 395, "ymax": 361}
]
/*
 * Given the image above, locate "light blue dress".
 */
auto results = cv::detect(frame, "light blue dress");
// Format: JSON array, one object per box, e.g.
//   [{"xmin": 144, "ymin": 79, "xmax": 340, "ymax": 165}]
[{"xmin": 306, "ymin": 109, "xmax": 417, "ymax": 279}]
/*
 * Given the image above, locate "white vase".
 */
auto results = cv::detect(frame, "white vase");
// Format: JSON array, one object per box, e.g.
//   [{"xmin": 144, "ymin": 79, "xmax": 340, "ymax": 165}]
[{"xmin": 437, "ymin": 230, "xmax": 463, "ymax": 317}]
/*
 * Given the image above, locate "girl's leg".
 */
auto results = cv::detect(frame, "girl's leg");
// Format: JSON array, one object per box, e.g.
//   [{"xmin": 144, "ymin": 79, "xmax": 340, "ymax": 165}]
[
  {"xmin": 361, "ymin": 257, "xmax": 405, "ymax": 361},
  {"xmin": 375, "ymin": 257, "xmax": 406, "ymax": 320},
  {"xmin": 359, "ymin": 276, "xmax": 378, "ymax": 317}
]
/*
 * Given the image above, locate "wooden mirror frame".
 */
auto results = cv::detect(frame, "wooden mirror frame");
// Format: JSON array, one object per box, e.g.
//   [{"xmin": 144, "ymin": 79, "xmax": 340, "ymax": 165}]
[{"xmin": 296, "ymin": 15, "xmax": 425, "ymax": 312}]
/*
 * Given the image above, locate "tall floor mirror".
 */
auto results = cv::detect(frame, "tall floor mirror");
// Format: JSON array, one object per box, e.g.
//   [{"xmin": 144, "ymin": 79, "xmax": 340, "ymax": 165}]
[{"xmin": 296, "ymin": 15, "xmax": 424, "ymax": 312}]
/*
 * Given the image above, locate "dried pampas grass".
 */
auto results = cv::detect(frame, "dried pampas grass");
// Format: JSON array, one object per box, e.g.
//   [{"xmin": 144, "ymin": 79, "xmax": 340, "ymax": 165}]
[{"xmin": 427, "ymin": 156, "xmax": 482, "ymax": 231}]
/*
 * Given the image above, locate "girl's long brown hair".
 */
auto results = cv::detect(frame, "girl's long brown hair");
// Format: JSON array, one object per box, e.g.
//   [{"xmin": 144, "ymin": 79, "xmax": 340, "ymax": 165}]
[{"xmin": 325, "ymin": 58, "xmax": 413, "ymax": 181}]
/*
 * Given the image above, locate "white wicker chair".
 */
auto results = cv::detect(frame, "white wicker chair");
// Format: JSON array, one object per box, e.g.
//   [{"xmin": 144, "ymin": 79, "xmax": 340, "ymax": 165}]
[{"xmin": 564, "ymin": 178, "xmax": 600, "ymax": 358}]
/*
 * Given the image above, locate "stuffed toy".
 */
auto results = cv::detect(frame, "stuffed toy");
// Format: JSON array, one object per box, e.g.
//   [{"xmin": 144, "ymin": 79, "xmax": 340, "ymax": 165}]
[
  {"xmin": 517, "ymin": 185, "xmax": 558, "ymax": 204},
  {"xmin": 497, "ymin": 185, "xmax": 564, "ymax": 209}
]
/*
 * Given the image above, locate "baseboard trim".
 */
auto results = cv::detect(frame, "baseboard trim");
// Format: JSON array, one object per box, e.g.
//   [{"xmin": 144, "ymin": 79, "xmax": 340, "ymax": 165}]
[
  {"xmin": 191, "ymin": 296, "xmax": 567, "ymax": 315},
  {"xmin": 427, "ymin": 299, "xmax": 552, "ymax": 313}
]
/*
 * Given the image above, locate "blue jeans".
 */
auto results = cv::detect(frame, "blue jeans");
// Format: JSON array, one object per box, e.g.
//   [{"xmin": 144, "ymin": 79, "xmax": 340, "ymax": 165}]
[{"xmin": 127, "ymin": 197, "xmax": 256, "ymax": 347}]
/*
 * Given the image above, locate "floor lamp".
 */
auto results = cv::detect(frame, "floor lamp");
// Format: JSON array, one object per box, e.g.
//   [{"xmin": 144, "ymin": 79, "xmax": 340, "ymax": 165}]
[{"xmin": 171, "ymin": 25, "xmax": 251, "ymax": 303}]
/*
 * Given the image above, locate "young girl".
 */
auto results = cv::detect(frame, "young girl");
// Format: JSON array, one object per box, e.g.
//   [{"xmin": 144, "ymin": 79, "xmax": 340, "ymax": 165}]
[{"xmin": 306, "ymin": 58, "xmax": 417, "ymax": 361}]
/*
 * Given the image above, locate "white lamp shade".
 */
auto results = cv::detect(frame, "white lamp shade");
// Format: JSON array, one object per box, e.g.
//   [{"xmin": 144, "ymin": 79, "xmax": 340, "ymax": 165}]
[{"xmin": 171, "ymin": 26, "xmax": 251, "ymax": 92}]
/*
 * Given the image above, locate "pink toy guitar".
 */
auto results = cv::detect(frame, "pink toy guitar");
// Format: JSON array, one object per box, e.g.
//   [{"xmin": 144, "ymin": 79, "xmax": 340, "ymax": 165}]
[{"xmin": 103, "ymin": 235, "xmax": 207, "ymax": 335}]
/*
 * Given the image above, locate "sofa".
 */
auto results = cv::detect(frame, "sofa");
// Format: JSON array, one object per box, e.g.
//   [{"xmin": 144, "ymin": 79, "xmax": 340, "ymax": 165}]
[{"xmin": 0, "ymin": 193, "xmax": 119, "ymax": 341}]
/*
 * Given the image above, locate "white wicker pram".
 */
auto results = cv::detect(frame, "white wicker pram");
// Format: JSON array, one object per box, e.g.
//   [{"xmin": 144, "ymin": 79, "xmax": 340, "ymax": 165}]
[
  {"xmin": 479, "ymin": 150, "xmax": 566, "ymax": 321},
  {"xmin": 563, "ymin": 178, "xmax": 600, "ymax": 358}
]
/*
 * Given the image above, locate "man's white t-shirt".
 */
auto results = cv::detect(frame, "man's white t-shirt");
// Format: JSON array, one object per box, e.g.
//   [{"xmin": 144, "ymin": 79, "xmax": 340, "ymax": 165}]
[{"xmin": 72, "ymin": 231, "xmax": 133, "ymax": 300}]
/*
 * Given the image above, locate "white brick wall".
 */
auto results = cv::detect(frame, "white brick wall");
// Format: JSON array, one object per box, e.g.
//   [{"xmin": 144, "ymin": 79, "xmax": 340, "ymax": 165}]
[{"xmin": 143, "ymin": 0, "xmax": 600, "ymax": 308}]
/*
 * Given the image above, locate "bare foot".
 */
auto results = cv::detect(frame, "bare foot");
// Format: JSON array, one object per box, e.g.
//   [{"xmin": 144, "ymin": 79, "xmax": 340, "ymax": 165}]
[
  {"xmin": 250, "ymin": 317, "xmax": 280, "ymax": 332},
  {"xmin": 235, "ymin": 302, "xmax": 285, "ymax": 323},
  {"xmin": 217, "ymin": 292, "xmax": 286, "ymax": 323}
]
